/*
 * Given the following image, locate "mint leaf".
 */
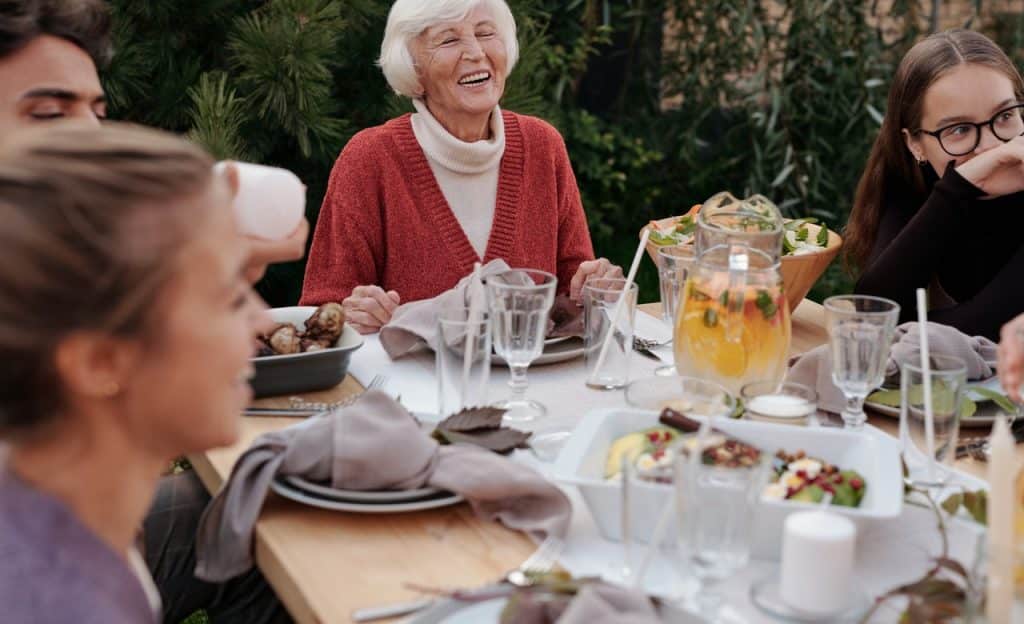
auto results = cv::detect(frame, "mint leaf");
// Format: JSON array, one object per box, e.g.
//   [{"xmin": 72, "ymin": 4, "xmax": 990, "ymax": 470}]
[
  {"xmin": 796, "ymin": 226, "xmax": 809, "ymax": 242},
  {"xmin": 816, "ymin": 224, "xmax": 829, "ymax": 246},
  {"xmin": 703, "ymin": 308, "xmax": 719, "ymax": 328}
]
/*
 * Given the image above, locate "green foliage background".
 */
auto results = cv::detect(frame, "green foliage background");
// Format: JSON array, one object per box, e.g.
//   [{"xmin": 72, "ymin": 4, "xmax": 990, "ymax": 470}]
[{"xmin": 103, "ymin": 0, "xmax": 1024, "ymax": 306}]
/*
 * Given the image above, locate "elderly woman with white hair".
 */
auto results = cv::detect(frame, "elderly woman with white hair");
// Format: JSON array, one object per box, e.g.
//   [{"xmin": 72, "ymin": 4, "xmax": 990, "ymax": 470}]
[{"xmin": 301, "ymin": 0, "xmax": 621, "ymax": 333}]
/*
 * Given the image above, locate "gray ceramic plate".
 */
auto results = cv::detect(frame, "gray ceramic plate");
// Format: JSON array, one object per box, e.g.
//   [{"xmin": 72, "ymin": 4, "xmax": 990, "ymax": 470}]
[
  {"xmin": 271, "ymin": 478, "xmax": 463, "ymax": 514},
  {"xmin": 251, "ymin": 306, "xmax": 364, "ymax": 398}
]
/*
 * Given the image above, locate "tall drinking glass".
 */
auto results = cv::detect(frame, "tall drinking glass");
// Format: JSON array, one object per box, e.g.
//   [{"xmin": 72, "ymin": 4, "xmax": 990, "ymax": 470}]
[
  {"xmin": 486, "ymin": 269, "xmax": 557, "ymax": 421},
  {"xmin": 674, "ymin": 443, "xmax": 767, "ymax": 619},
  {"xmin": 436, "ymin": 308, "xmax": 491, "ymax": 417},
  {"xmin": 656, "ymin": 245, "xmax": 695, "ymax": 376},
  {"xmin": 899, "ymin": 350, "xmax": 967, "ymax": 488},
  {"xmin": 584, "ymin": 277, "xmax": 638, "ymax": 390},
  {"xmin": 824, "ymin": 295, "xmax": 900, "ymax": 430}
]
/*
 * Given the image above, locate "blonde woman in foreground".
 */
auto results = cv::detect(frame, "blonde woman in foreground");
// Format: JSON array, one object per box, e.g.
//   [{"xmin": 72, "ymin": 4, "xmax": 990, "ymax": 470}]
[{"xmin": 0, "ymin": 123, "xmax": 271, "ymax": 623}]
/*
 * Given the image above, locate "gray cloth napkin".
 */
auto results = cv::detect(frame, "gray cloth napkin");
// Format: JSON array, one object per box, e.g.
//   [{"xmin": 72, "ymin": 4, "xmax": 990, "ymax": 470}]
[
  {"xmin": 786, "ymin": 321, "xmax": 998, "ymax": 414},
  {"xmin": 380, "ymin": 259, "xmax": 510, "ymax": 359},
  {"xmin": 557, "ymin": 583, "xmax": 661, "ymax": 624},
  {"xmin": 193, "ymin": 391, "xmax": 571, "ymax": 581}
]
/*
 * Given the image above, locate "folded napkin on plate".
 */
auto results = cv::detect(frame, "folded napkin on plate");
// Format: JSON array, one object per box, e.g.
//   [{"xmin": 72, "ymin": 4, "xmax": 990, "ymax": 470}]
[
  {"xmin": 786, "ymin": 321, "xmax": 998, "ymax": 414},
  {"xmin": 556, "ymin": 583, "xmax": 661, "ymax": 624},
  {"xmin": 193, "ymin": 391, "xmax": 571, "ymax": 581},
  {"xmin": 379, "ymin": 259, "xmax": 510, "ymax": 359}
]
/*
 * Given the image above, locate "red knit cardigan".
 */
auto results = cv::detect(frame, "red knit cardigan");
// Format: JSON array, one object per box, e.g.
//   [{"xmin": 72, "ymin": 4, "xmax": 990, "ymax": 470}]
[{"xmin": 299, "ymin": 110, "xmax": 595, "ymax": 305}]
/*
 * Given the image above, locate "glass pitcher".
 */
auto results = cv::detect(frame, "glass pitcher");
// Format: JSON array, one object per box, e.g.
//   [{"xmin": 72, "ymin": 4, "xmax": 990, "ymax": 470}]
[
  {"xmin": 695, "ymin": 191, "xmax": 785, "ymax": 263},
  {"xmin": 673, "ymin": 244, "xmax": 791, "ymax": 395}
]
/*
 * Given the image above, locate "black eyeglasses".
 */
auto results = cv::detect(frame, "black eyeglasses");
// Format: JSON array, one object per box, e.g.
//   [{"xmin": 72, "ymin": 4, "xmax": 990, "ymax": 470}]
[{"xmin": 913, "ymin": 103, "xmax": 1024, "ymax": 157}]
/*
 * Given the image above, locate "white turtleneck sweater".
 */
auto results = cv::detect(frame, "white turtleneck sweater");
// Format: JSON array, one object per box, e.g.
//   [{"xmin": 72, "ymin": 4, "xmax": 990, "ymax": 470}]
[{"xmin": 410, "ymin": 99, "xmax": 505, "ymax": 258}]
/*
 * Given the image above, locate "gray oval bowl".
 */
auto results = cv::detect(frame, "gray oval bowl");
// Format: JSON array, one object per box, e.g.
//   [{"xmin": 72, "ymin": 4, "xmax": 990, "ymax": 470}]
[{"xmin": 251, "ymin": 306, "xmax": 364, "ymax": 398}]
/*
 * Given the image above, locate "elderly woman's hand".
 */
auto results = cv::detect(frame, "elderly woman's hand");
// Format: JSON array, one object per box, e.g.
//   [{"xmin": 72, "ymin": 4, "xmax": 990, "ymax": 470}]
[
  {"xmin": 998, "ymin": 313, "xmax": 1024, "ymax": 402},
  {"xmin": 343, "ymin": 285, "xmax": 401, "ymax": 334},
  {"xmin": 243, "ymin": 218, "xmax": 310, "ymax": 284},
  {"xmin": 569, "ymin": 258, "xmax": 624, "ymax": 302}
]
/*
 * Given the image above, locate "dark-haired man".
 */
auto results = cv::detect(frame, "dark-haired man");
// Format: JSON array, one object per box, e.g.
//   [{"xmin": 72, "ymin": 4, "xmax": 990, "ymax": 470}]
[{"xmin": 0, "ymin": 2, "xmax": 294, "ymax": 623}]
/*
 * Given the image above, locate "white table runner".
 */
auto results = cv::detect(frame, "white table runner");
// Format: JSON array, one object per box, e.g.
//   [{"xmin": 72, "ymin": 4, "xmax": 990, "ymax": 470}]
[{"xmin": 352, "ymin": 312, "xmax": 993, "ymax": 623}]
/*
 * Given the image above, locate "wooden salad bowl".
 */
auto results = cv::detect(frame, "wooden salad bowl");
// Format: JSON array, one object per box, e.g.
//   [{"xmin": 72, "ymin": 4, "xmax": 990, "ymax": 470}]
[{"xmin": 641, "ymin": 216, "xmax": 843, "ymax": 314}]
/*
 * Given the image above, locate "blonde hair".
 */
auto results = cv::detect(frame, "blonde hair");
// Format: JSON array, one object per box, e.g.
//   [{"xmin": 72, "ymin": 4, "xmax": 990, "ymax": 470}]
[
  {"xmin": 0, "ymin": 122, "xmax": 215, "ymax": 435},
  {"xmin": 378, "ymin": 0, "xmax": 518, "ymax": 98}
]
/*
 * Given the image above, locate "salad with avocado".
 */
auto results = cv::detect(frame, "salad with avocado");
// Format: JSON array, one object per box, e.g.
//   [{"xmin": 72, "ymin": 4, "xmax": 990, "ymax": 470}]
[{"xmin": 763, "ymin": 450, "xmax": 867, "ymax": 508}]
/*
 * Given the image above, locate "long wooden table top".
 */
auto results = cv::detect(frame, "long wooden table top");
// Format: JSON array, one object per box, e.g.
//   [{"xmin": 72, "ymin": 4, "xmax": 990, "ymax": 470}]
[{"xmin": 188, "ymin": 299, "xmax": 993, "ymax": 623}]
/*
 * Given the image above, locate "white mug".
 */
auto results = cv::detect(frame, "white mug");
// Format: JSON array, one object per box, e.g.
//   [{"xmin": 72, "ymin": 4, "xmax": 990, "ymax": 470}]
[{"xmin": 215, "ymin": 161, "xmax": 305, "ymax": 240}]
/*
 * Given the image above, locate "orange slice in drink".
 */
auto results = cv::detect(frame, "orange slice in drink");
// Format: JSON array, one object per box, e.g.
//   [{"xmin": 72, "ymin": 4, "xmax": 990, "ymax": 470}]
[{"xmin": 680, "ymin": 305, "xmax": 750, "ymax": 378}]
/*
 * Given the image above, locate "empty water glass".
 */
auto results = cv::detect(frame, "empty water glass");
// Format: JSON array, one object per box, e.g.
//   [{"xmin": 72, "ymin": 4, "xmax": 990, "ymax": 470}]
[
  {"xmin": 436, "ymin": 308, "xmax": 491, "ymax": 417},
  {"xmin": 675, "ymin": 442, "xmax": 767, "ymax": 619},
  {"xmin": 486, "ymin": 269, "xmax": 557, "ymax": 421},
  {"xmin": 824, "ymin": 295, "xmax": 900, "ymax": 430},
  {"xmin": 656, "ymin": 245, "xmax": 695, "ymax": 376},
  {"xmin": 899, "ymin": 350, "xmax": 967, "ymax": 488},
  {"xmin": 584, "ymin": 277, "xmax": 639, "ymax": 389}
]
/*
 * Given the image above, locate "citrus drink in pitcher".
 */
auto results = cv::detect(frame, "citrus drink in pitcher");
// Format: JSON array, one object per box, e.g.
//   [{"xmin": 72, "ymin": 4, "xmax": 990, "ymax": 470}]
[{"xmin": 674, "ymin": 246, "xmax": 791, "ymax": 395}]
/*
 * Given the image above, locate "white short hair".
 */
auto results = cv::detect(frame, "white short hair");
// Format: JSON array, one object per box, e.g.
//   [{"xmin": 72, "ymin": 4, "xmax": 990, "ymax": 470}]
[{"xmin": 378, "ymin": 0, "xmax": 519, "ymax": 98}]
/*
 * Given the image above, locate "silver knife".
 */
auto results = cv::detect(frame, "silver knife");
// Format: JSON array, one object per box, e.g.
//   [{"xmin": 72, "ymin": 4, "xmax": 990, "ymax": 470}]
[
  {"xmin": 242, "ymin": 407, "xmax": 321, "ymax": 417},
  {"xmin": 351, "ymin": 598, "xmax": 435, "ymax": 622}
]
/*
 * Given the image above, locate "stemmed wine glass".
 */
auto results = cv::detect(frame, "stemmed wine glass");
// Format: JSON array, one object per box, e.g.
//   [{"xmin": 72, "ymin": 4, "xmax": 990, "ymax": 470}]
[
  {"xmin": 486, "ymin": 269, "xmax": 557, "ymax": 421},
  {"xmin": 823, "ymin": 295, "xmax": 900, "ymax": 430}
]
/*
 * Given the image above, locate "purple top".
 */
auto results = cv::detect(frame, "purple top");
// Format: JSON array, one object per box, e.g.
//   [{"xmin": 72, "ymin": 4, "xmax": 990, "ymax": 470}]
[{"xmin": 0, "ymin": 462, "xmax": 158, "ymax": 624}]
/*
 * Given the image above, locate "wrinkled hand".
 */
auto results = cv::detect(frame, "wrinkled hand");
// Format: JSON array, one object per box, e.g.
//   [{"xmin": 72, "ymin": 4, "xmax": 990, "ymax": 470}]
[
  {"xmin": 955, "ymin": 135, "xmax": 1024, "ymax": 198},
  {"xmin": 343, "ymin": 285, "xmax": 401, "ymax": 334},
  {"xmin": 570, "ymin": 258, "xmax": 624, "ymax": 301},
  {"xmin": 244, "ymin": 218, "xmax": 310, "ymax": 284},
  {"xmin": 998, "ymin": 313, "xmax": 1024, "ymax": 402}
]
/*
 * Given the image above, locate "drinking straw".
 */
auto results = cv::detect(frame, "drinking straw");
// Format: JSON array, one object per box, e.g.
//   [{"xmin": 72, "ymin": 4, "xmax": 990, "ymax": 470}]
[
  {"xmin": 592, "ymin": 230, "xmax": 649, "ymax": 380},
  {"xmin": 462, "ymin": 263, "xmax": 484, "ymax": 406},
  {"xmin": 916, "ymin": 288, "xmax": 936, "ymax": 482}
]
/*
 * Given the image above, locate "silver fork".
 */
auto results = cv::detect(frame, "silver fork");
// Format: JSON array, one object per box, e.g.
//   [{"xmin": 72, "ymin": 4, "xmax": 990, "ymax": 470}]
[
  {"xmin": 633, "ymin": 336, "xmax": 671, "ymax": 351},
  {"xmin": 505, "ymin": 536, "xmax": 564, "ymax": 586},
  {"xmin": 244, "ymin": 375, "xmax": 388, "ymax": 417},
  {"xmin": 350, "ymin": 536, "xmax": 564, "ymax": 622}
]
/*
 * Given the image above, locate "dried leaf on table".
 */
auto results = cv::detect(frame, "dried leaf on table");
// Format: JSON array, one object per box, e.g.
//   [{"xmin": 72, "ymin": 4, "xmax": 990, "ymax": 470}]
[
  {"xmin": 434, "ymin": 427, "xmax": 531, "ymax": 455},
  {"xmin": 437, "ymin": 406, "xmax": 506, "ymax": 432}
]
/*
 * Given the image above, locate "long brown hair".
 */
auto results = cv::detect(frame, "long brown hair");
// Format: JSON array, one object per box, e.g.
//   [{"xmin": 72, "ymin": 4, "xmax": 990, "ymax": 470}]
[
  {"xmin": 0, "ymin": 123, "xmax": 214, "ymax": 436},
  {"xmin": 844, "ymin": 29, "xmax": 1024, "ymax": 271}
]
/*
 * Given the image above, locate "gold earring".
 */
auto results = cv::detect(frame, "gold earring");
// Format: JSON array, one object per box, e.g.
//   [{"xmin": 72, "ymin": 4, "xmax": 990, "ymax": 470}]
[{"xmin": 101, "ymin": 381, "xmax": 120, "ymax": 397}]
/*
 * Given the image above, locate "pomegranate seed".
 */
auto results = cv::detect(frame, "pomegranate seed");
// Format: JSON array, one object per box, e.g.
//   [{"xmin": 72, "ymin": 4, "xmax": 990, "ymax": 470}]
[{"xmin": 851, "ymin": 478, "xmax": 863, "ymax": 491}]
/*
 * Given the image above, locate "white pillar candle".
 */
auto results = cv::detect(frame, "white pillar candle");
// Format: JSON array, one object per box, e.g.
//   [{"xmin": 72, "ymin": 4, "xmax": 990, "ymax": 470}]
[
  {"xmin": 747, "ymin": 394, "xmax": 813, "ymax": 419},
  {"xmin": 987, "ymin": 417, "xmax": 1016, "ymax": 624},
  {"xmin": 215, "ymin": 161, "xmax": 305, "ymax": 240},
  {"xmin": 780, "ymin": 510, "xmax": 857, "ymax": 615}
]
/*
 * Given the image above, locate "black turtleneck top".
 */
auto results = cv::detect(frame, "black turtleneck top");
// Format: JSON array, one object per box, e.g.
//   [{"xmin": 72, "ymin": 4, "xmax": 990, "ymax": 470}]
[{"xmin": 854, "ymin": 163, "xmax": 1024, "ymax": 340}]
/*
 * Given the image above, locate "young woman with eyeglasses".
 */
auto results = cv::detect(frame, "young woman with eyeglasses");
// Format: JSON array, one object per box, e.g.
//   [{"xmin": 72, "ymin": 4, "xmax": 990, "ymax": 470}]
[{"xmin": 845, "ymin": 29, "xmax": 1024, "ymax": 340}]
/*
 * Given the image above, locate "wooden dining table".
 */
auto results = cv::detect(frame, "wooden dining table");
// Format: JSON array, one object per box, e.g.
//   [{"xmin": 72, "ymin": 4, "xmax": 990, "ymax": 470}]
[{"xmin": 188, "ymin": 299, "xmax": 998, "ymax": 623}]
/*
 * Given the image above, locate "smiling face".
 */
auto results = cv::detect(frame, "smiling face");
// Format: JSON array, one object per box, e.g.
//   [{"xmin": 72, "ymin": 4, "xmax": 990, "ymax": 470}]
[
  {"xmin": 114, "ymin": 176, "xmax": 271, "ymax": 457},
  {"xmin": 0, "ymin": 35, "xmax": 106, "ymax": 135},
  {"xmin": 905, "ymin": 63, "xmax": 1022, "ymax": 172},
  {"xmin": 412, "ymin": 4, "xmax": 507, "ymax": 137}
]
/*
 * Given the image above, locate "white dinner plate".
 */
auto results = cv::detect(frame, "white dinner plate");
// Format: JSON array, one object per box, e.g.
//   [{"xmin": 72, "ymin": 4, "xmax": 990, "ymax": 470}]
[
  {"xmin": 282, "ymin": 475, "xmax": 442, "ymax": 503},
  {"xmin": 864, "ymin": 376, "xmax": 1012, "ymax": 428},
  {"xmin": 404, "ymin": 595, "xmax": 706, "ymax": 623},
  {"xmin": 271, "ymin": 478, "xmax": 464, "ymax": 513},
  {"xmin": 492, "ymin": 337, "xmax": 584, "ymax": 367}
]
